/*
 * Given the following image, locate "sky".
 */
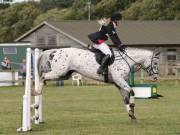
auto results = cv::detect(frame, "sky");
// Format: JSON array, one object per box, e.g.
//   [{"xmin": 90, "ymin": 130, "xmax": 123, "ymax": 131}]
[
  {"xmin": 13, "ymin": 0, "xmax": 40, "ymax": 3},
  {"xmin": 14, "ymin": 0, "xmax": 26, "ymax": 2}
]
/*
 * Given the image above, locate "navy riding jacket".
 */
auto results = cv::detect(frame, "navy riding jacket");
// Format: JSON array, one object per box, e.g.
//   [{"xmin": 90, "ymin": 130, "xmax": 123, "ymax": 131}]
[{"xmin": 88, "ymin": 21, "xmax": 122, "ymax": 46}]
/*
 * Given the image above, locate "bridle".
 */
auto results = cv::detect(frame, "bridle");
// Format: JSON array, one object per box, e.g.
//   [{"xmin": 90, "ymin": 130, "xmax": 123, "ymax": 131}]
[
  {"xmin": 144, "ymin": 55, "xmax": 159, "ymax": 76},
  {"xmin": 115, "ymin": 49, "xmax": 159, "ymax": 76}
]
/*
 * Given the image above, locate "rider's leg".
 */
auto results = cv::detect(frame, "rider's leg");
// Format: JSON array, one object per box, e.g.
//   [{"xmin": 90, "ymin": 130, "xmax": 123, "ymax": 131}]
[
  {"xmin": 97, "ymin": 54, "xmax": 111, "ymax": 74},
  {"xmin": 93, "ymin": 43, "xmax": 112, "ymax": 56},
  {"xmin": 94, "ymin": 43, "xmax": 112, "ymax": 74}
]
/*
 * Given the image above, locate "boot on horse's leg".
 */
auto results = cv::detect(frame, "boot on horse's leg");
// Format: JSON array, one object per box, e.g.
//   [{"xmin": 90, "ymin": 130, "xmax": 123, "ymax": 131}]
[{"xmin": 97, "ymin": 54, "xmax": 110, "ymax": 75}]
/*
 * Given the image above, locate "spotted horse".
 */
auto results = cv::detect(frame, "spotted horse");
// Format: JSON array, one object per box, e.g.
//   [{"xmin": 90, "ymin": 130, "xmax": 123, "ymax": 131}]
[{"xmin": 35, "ymin": 47, "xmax": 160, "ymax": 121}]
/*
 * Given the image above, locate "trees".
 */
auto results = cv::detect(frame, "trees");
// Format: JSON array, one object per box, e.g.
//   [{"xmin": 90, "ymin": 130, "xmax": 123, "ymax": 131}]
[
  {"xmin": 123, "ymin": 0, "xmax": 180, "ymax": 20},
  {"xmin": 34, "ymin": 8, "xmax": 70, "ymax": 25},
  {"xmin": 91, "ymin": 0, "xmax": 136, "ymax": 19},
  {"xmin": 34, "ymin": 0, "xmax": 87, "ymax": 25},
  {"xmin": 0, "ymin": 0, "xmax": 179, "ymax": 42},
  {"xmin": 0, "ymin": 2, "xmax": 41, "ymax": 42},
  {"xmin": 0, "ymin": 3, "xmax": 10, "ymax": 10},
  {"xmin": 39, "ymin": 0, "xmax": 73, "ymax": 12}
]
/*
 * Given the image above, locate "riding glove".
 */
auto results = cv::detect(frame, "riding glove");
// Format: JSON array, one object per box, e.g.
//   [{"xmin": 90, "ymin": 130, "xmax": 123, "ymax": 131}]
[{"xmin": 118, "ymin": 44, "xmax": 126, "ymax": 52}]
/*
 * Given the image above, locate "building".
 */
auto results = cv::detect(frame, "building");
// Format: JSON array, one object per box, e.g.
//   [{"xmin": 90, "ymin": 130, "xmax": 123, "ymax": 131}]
[
  {"xmin": 15, "ymin": 21, "xmax": 180, "ymax": 76},
  {"xmin": 0, "ymin": 43, "xmax": 30, "ymax": 69}
]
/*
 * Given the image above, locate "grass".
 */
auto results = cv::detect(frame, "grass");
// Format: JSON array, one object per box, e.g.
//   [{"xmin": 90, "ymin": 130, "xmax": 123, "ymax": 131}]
[{"xmin": 0, "ymin": 81, "xmax": 180, "ymax": 135}]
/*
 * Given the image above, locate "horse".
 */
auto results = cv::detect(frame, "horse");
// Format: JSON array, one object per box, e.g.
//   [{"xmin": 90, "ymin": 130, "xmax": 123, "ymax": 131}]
[{"xmin": 35, "ymin": 47, "xmax": 160, "ymax": 121}]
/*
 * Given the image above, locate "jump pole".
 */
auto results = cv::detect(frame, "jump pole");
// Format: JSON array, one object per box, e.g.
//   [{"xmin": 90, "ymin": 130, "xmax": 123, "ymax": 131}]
[
  {"xmin": 22, "ymin": 48, "xmax": 32, "ymax": 131},
  {"xmin": 17, "ymin": 48, "xmax": 42, "ymax": 132},
  {"xmin": 129, "ymin": 66, "xmax": 158, "ymax": 98},
  {"xmin": 34, "ymin": 48, "xmax": 42, "ymax": 124}
]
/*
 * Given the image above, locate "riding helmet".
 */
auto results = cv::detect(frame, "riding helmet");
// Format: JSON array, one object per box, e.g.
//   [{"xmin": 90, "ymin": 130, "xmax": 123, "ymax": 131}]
[{"xmin": 110, "ymin": 12, "xmax": 122, "ymax": 21}]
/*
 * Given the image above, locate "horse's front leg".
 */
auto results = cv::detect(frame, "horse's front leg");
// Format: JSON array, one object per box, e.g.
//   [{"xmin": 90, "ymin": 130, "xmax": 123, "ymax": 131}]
[{"xmin": 114, "ymin": 78, "xmax": 136, "ymax": 121}]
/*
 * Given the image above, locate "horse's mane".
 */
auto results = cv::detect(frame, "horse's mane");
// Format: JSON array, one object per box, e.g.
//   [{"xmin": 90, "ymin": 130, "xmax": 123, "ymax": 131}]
[{"xmin": 110, "ymin": 47, "xmax": 153, "ymax": 55}]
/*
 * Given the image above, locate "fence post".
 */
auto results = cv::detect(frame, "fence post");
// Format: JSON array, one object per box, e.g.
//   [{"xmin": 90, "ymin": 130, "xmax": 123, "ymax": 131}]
[
  {"xmin": 128, "ymin": 65, "xmax": 134, "ymax": 86},
  {"xmin": 175, "ymin": 68, "xmax": 178, "ymax": 86},
  {"xmin": 140, "ymin": 69, "xmax": 144, "ymax": 84}
]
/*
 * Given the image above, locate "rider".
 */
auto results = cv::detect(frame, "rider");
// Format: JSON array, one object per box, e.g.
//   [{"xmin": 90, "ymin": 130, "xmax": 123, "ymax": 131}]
[{"xmin": 88, "ymin": 12, "xmax": 125, "ymax": 75}]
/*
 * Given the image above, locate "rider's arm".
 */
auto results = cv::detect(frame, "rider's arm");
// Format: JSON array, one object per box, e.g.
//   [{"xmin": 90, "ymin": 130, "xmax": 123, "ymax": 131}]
[{"xmin": 106, "ymin": 23, "xmax": 122, "ymax": 46}]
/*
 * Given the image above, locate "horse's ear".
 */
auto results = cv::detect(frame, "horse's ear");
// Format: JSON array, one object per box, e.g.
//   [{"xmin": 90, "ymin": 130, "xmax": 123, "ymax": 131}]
[
  {"xmin": 153, "ymin": 48, "xmax": 162, "ymax": 57},
  {"xmin": 155, "ymin": 52, "xmax": 161, "ymax": 57}
]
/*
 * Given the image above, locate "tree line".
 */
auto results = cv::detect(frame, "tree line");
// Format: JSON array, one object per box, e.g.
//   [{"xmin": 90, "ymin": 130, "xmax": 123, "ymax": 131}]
[{"xmin": 0, "ymin": 0, "xmax": 179, "ymax": 42}]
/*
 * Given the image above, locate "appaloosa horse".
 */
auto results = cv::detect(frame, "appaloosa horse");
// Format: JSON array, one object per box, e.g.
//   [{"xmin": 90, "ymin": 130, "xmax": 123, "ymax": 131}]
[{"xmin": 35, "ymin": 47, "xmax": 160, "ymax": 121}]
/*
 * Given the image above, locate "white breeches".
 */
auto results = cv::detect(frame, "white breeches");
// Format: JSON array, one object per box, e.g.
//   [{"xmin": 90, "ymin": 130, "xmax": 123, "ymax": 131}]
[{"xmin": 93, "ymin": 43, "xmax": 112, "ymax": 57}]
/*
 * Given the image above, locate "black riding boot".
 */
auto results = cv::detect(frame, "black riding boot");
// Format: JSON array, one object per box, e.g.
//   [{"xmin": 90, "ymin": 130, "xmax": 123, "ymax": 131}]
[{"xmin": 97, "ymin": 55, "xmax": 111, "ymax": 75}]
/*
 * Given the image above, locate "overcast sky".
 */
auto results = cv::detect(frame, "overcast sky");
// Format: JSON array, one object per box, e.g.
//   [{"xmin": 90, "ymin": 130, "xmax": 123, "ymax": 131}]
[
  {"xmin": 15, "ymin": 0, "xmax": 23, "ymax": 1},
  {"xmin": 13, "ymin": 0, "xmax": 40, "ymax": 3},
  {"xmin": 14, "ymin": 0, "xmax": 26, "ymax": 2}
]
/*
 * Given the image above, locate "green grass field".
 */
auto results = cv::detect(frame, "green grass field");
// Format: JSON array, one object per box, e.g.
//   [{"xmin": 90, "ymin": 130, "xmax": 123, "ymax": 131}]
[{"xmin": 0, "ymin": 81, "xmax": 180, "ymax": 135}]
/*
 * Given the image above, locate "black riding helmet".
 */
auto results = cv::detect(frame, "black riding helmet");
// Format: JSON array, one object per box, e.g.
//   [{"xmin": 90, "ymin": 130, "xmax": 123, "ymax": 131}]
[{"xmin": 110, "ymin": 12, "xmax": 122, "ymax": 21}]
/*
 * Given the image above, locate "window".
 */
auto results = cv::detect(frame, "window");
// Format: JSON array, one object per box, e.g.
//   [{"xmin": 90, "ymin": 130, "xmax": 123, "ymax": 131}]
[
  {"xmin": 3, "ymin": 47, "xmax": 17, "ymax": 54},
  {"xmin": 37, "ymin": 36, "xmax": 46, "ymax": 46},
  {"xmin": 167, "ymin": 49, "xmax": 177, "ymax": 75},
  {"xmin": 167, "ymin": 49, "xmax": 176, "ymax": 52},
  {"xmin": 48, "ymin": 35, "xmax": 57, "ymax": 45},
  {"xmin": 167, "ymin": 49, "xmax": 177, "ymax": 61},
  {"xmin": 167, "ymin": 55, "xmax": 176, "ymax": 61},
  {"xmin": 36, "ymin": 35, "xmax": 57, "ymax": 46}
]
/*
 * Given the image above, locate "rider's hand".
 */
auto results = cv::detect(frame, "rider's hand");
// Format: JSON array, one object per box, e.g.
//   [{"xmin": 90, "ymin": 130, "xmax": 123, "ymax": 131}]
[{"xmin": 118, "ymin": 44, "xmax": 126, "ymax": 52}]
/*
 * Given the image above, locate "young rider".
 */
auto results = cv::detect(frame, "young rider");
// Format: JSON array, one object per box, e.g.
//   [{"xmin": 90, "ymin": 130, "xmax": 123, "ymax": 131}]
[{"xmin": 88, "ymin": 12, "xmax": 125, "ymax": 75}]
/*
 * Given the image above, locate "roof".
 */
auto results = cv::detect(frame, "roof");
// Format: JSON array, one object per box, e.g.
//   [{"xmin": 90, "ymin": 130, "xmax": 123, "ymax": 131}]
[
  {"xmin": 15, "ymin": 20, "xmax": 180, "ymax": 46},
  {"xmin": 0, "ymin": 42, "xmax": 31, "ymax": 46}
]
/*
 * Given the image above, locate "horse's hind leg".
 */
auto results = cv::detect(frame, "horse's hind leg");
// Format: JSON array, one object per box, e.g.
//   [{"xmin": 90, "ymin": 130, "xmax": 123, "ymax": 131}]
[
  {"xmin": 114, "ymin": 78, "xmax": 136, "ymax": 121},
  {"xmin": 43, "ymin": 71, "xmax": 60, "ymax": 80},
  {"xmin": 32, "ymin": 71, "xmax": 60, "ymax": 95}
]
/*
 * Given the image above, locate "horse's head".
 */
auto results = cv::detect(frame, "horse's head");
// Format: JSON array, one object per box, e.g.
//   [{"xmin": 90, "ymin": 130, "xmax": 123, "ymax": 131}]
[{"xmin": 143, "ymin": 50, "xmax": 160, "ymax": 81}]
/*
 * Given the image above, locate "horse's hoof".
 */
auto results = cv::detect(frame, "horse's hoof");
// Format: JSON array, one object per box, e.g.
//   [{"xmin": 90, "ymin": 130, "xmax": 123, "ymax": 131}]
[{"xmin": 128, "ymin": 110, "xmax": 136, "ymax": 122}]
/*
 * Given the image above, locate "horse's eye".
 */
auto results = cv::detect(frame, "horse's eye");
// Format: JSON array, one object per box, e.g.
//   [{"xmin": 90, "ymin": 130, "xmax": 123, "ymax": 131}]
[{"xmin": 154, "ymin": 62, "xmax": 157, "ymax": 65}]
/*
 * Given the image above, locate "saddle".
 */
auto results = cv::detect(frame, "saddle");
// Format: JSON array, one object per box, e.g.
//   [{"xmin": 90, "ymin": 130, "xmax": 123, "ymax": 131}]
[{"xmin": 88, "ymin": 45, "xmax": 115, "ymax": 82}]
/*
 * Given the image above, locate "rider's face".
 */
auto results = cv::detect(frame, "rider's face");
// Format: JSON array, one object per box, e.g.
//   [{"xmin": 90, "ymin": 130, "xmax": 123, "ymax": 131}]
[{"xmin": 116, "ymin": 20, "xmax": 121, "ymax": 26}]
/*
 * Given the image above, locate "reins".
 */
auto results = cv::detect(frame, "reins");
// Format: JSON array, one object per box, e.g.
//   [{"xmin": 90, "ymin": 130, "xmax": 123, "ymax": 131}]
[{"xmin": 114, "ymin": 48, "xmax": 153, "ymax": 74}]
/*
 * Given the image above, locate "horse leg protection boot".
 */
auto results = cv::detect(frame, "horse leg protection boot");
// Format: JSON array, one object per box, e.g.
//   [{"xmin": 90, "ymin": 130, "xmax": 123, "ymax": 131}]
[{"xmin": 97, "ymin": 54, "xmax": 111, "ymax": 75}]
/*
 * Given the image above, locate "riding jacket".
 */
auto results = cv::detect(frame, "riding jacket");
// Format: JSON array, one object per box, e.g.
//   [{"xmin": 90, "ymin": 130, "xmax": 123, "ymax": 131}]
[{"xmin": 88, "ymin": 21, "xmax": 122, "ymax": 46}]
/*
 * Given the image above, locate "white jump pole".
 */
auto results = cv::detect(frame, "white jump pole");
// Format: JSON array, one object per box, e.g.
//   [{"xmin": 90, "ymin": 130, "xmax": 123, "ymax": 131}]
[
  {"xmin": 22, "ymin": 48, "xmax": 32, "ymax": 131},
  {"xmin": 17, "ymin": 48, "xmax": 43, "ymax": 132},
  {"xmin": 34, "ymin": 48, "xmax": 42, "ymax": 124}
]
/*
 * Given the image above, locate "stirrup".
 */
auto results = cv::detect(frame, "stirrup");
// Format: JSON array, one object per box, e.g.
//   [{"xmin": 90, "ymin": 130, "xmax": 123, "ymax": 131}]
[
  {"xmin": 97, "ymin": 66, "xmax": 106, "ymax": 74},
  {"xmin": 97, "ymin": 68, "xmax": 103, "ymax": 74}
]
